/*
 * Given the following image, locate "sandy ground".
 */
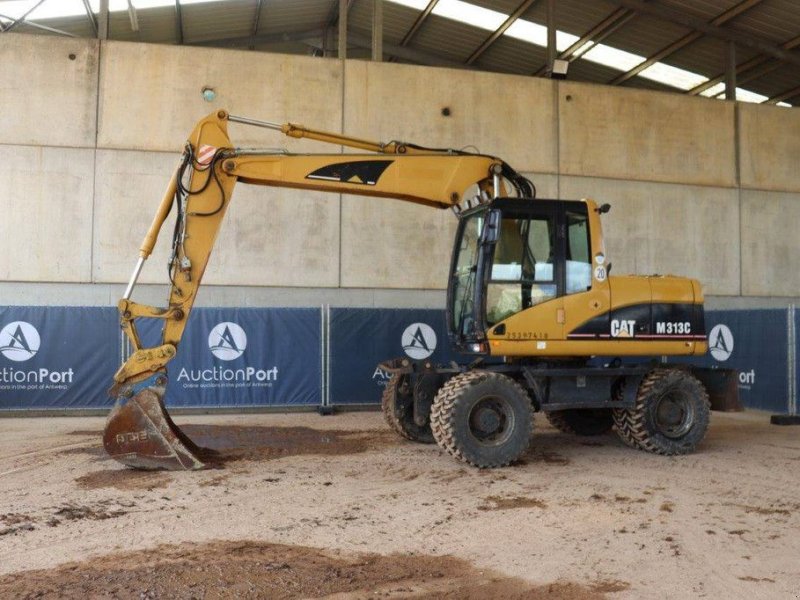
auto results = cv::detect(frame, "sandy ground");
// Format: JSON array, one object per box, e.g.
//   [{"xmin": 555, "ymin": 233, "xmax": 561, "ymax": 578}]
[{"xmin": 0, "ymin": 410, "xmax": 798, "ymax": 599}]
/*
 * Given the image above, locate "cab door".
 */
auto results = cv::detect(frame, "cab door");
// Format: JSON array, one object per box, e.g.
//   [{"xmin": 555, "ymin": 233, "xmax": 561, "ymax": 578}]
[{"xmin": 560, "ymin": 204, "xmax": 611, "ymax": 339}]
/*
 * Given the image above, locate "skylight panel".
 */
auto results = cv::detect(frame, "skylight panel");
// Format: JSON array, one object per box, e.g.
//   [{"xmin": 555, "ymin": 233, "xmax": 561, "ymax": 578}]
[
  {"xmin": 733, "ymin": 88, "xmax": 770, "ymax": 103},
  {"xmin": 506, "ymin": 20, "xmax": 579, "ymax": 53},
  {"xmin": 386, "ymin": 0, "xmax": 430, "ymax": 9},
  {"xmin": 0, "ymin": 0, "xmax": 221, "ymax": 20},
  {"xmin": 0, "ymin": 0, "xmax": 88, "ymax": 20},
  {"xmin": 432, "ymin": 0, "xmax": 506, "ymax": 32},
  {"xmin": 637, "ymin": 62, "xmax": 708, "ymax": 91},
  {"xmin": 579, "ymin": 43, "xmax": 644, "ymax": 72},
  {"xmin": 700, "ymin": 83, "xmax": 726, "ymax": 98}
]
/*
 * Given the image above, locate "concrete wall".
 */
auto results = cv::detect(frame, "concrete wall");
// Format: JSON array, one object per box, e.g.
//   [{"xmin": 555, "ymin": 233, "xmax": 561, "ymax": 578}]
[{"xmin": 1, "ymin": 33, "xmax": 799, "ymax": 307}]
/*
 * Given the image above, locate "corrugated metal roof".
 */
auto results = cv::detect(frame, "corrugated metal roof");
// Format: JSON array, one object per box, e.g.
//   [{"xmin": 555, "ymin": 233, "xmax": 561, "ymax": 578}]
[{"xmin": 1, "ymin": 0, "xmax": 797, "ymax": 106}]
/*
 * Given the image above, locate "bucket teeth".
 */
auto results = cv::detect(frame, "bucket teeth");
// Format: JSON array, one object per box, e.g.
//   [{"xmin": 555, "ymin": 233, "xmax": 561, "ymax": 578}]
[{"xmin": 103, "ymin": 388, "xmax": 205, "ymax": 471}]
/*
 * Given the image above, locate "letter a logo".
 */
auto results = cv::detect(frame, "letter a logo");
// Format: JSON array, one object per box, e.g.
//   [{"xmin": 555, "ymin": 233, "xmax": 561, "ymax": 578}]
[
  {"xmin": 708, "ymin": 324, "xmax": 733, "ymax": 362},
  {"xmin": 0, "ymin": 321, "xmax": 40, "ymax": 362},
  {"xmin": 208, "ymin": 322, "xmax": 247, "ymax": 361},
  {"xmin": 401, "ymin": 323, "xmax": 437, "ymax": 360}
]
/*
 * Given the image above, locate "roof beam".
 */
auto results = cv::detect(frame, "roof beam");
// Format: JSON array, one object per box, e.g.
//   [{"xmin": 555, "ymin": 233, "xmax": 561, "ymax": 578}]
[
  {"xmin": 175, "ymin": 0, "xmax": 183, "ymax": 44},
  {"xmin": 249, "ymin": 0, "xmax": 263, "ymax": 49},
  {"xmin": 466, "ymin": 0, "xmax": 538, "ymax": 65},
  {"xmin": 127, "ymin": 0, "xmax": 139, "ymax": 32},
  {"xmin": 612, "ymin": 0, "xmax": 800, "ymax": 69},
  {"xmin": 350, "ymin": 32, "xmax": 468, "ymax": 68},
  {"xmin": 765, "ymin": 84, "xmax": 800, "ymax": 105},
  {"xmin": 688, "ymin": 34, "xmax": 800, "ymax": 96},
  {"xmin": 610, "ymin": 0, "xmax": 765, "ymax": 86},
  {"xmin": 192, "ymin": 29, "xmax": 325, "ymax": 48},
  {"xmin": 0, "ymin": 12, "xmax": 76, "ymax": 37},
  {"xmin": 2, "ymin": 0, "xmax": 47, "ymax": 33},
  {"xmin": 193, "ymin": 27, "xmax": 467, "ymax": 69},
  {"xmin": 81, "ymin": 0, "xmax": 98, "ymax": 37},
  {"xmin": 534, "ymin": 7, "xmax": 636, "ymax": 76},
  {"xmin": 400, "ymin": 0, "xmax": 439, "ymax": 46}
]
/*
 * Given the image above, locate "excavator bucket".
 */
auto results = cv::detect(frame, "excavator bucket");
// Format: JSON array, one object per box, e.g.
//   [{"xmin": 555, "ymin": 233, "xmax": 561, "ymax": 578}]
[{"xmin": 103, "ymin": 386, "xmax": 206, "ymax": 470}]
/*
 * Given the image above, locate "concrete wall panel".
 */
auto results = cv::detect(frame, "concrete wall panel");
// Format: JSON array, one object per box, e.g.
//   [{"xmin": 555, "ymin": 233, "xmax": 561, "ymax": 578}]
[
  {"xmin": 560, "ymin": 176, "xmax": 740, "ymax": 296},
  {"xmin": 208, "ymin": 184, "xmax": 340, "ymax": 287},
  {"xmin": 740, "ymin": 104, "xmax": 800, "ymax": 193},
  {"xmin": 340, "ymin": 194, "xmax": 456, "ymax": 289},
  {"xmin": 98, "ymin": 42, "xmax": 343, "ymax": 152},
  {"xmin": 741, "ymin": 190, "xmax": 800, "ymax": 296},
  {"xmin": 93, "ymin": 150, "xmax": 177, "ymax": 284},
  {"xmin": 93, "ymin": 149, "xmax": 340, "ymax": 287},
  {"xmin": 0, "ymin": 34, "xmax": 98, "ymax": 148},
  {"xmin": 0, "ymin": 145, "xmax": 94, "ymax": 282},
  {"xmin": 558, "ymin": 82, "xmax": 736, "ymax": 188},
  {"xmin": 343, "ymin": 61, "xmax": 557, "ymax": 174}
]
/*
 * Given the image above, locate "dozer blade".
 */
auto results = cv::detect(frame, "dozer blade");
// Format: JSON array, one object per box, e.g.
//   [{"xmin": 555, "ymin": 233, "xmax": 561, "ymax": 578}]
[{"xmin": 103, "ymin": 387, "xmax": 206, "ymax": 470}]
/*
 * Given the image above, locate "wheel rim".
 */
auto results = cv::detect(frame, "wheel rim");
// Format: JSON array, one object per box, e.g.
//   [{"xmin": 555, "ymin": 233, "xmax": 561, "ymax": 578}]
[
  {"xmin": 468, "ymin": 395, "xmax": 515, "ymax": 446},
  {"xmin": 654, "ymin": 390, "xmax": 694, "ymax": 438}
]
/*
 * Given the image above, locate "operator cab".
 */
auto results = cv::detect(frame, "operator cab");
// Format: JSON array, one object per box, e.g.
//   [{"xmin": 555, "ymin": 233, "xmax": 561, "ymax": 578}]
[{"xmin": 447, "ymin": 197, "xmax": 595, "ymax": 352}]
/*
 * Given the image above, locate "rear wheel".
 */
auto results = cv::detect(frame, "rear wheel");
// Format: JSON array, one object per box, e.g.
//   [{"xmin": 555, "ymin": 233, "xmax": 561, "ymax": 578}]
[
  {"xmin": 546, "ymin": 409, "xmax": 614, "ymax": 436},
  {"xmin": 431, "ymin": 371, "xmax": 533, "ymax": 468},
  {"xmin": 616, "ymin": 369, "xmax": 710, "ymax": 455},
  {"xmin": 381, "ymin": 374, "xmax": 434, "ymax": 444}
]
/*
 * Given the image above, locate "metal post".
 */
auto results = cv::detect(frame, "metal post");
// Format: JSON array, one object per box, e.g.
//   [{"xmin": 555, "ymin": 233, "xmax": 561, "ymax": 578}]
[
  {"xmin": 725, "ymin": 41, "xmax": 737, "ymax": 100},
  {"xmin": 338, "ymin": 0, "xmax": 347, "ymax": 59},
  {"xmin": 372, "ymin": 0, "xmax": 383, "ymax": 62},
  {"xmin": 99, "ymin": 0, "xmax": 109, "ymax": 39},
  {"xmin": 546, "ymin": 0, "xmax": 556, "ymax": 75}
]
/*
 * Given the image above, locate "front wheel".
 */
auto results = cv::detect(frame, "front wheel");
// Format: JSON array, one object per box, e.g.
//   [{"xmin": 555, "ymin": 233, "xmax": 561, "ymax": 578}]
[
  {"xmin": 430, "ymin": 371, "xmax": 533, "ymax": 468},
  {"xmin": 616, "ymin": 369, "xmax": 710, "ymax": 455}
]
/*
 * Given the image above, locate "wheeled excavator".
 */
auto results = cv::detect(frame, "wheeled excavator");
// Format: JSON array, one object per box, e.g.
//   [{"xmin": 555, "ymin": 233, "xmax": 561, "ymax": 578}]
[{"xmin": 104, "ymin": 110, "xmax": 739, "ymax": 471}]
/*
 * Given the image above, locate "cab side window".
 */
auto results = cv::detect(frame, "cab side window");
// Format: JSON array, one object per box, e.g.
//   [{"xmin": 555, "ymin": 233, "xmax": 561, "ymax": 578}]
[
  {"xmin": 487, "ymin": 215, "xmax": 557, "ymax": 325},
  {"xmin": 565, "ymin": 211, "xmax": 591, "ymax": 294}
]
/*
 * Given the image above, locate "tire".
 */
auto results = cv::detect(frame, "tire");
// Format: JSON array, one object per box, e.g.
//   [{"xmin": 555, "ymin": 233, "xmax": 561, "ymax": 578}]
[
  {"xmin": 617, "ymin": 369, "xmax": 710, "ymax": 456},
  {"xmin": 381, "ymin": 374, "xmax": 434, "ymax": 444},
  {"xmin": 430, "ymin": 371, "xmax": 533, "ymax": 468},
  {"xmin": 613, "ymin": 409, "xmax": 641, "ymax": 448},
  {"xmin": 611, "ymin": 378, "xmax": 641, "ymax": 449},
  {"xmin": 545, "ymin": 409, "xmax": 614, "ymax": 436}
]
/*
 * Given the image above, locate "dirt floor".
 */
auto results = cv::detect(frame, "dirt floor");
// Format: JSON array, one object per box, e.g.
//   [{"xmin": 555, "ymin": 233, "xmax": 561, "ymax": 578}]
[{"xmin": 0, "ymin": 410, "xmax": 798, "ymax": 599}]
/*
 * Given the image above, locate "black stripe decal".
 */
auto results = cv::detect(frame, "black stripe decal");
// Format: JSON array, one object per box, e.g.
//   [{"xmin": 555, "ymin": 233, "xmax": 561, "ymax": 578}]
[{"xmin": 567, "ymin": 302, "xmax": 705, "ymax": 340}]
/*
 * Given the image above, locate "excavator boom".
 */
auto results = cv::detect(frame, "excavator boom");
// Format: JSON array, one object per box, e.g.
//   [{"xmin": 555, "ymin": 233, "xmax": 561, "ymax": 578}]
[{"xmin": 104, "ymin": 110, "xmax": 528, "ymax": 470}]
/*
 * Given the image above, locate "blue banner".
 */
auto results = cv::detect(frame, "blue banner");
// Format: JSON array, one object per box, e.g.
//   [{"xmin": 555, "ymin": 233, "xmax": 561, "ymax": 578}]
[
  {"xmin": 0, "ymin": 307, "xmax": 119, "ymax": 410},
  {"xmin": 329, "ymin": 308, "xmax": 454, "ymax": 405},
  {"xmin": 139, "ymin": 308, "xmax": 321, "ymax": 408},
  {"xmin": 676, "ymin": 309, "xmax": 789, "ymax": 413},
  {"xmin": 1, "ymin": 305, "xmax": 795, "ymax": 414}
]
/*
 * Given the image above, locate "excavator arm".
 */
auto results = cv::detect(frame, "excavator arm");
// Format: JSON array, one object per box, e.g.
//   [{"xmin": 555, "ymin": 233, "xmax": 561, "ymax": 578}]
[{"xmin": 104, "ymin": 109, "xmax": 530, "ymax": 470}]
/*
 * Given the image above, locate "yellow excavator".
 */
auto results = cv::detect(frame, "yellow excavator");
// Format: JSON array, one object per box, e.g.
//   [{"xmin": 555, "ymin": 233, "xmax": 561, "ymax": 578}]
[{"xmin": 104, "ymin": 109, "xmax": 738, "ymax": 471}]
